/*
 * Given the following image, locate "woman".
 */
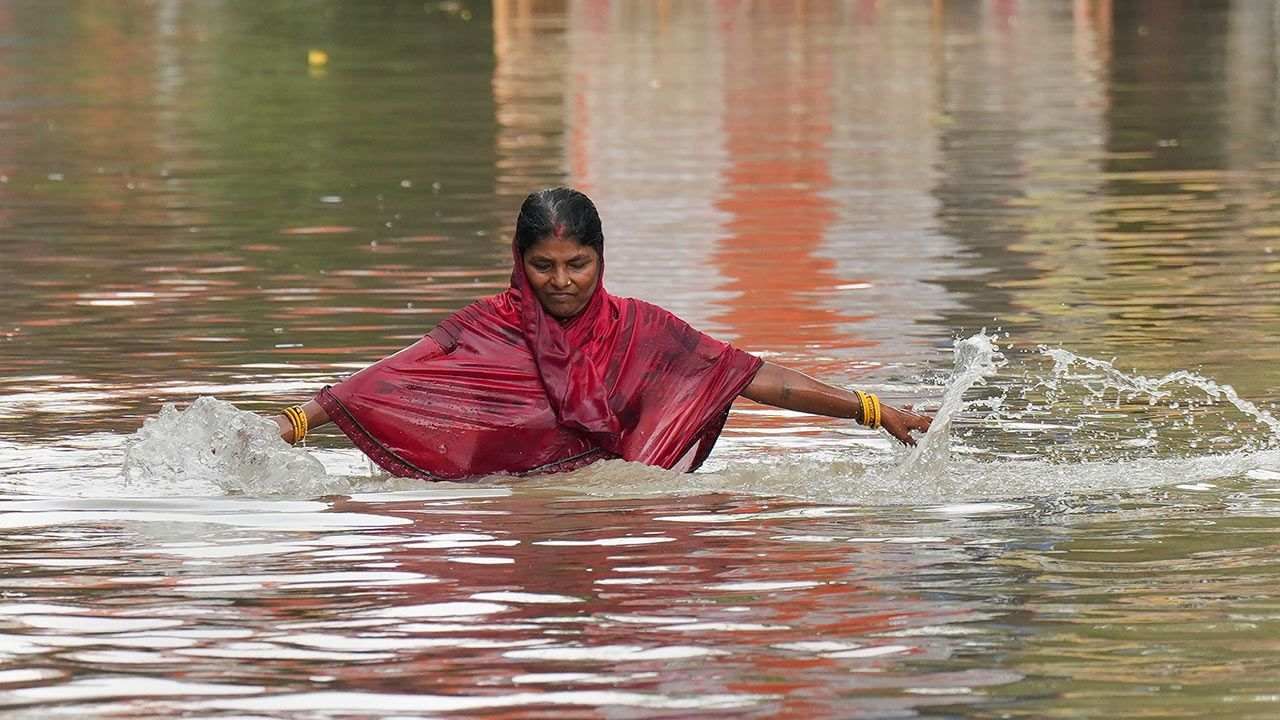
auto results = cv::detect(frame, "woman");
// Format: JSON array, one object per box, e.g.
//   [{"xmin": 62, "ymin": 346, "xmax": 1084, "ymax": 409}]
[{"xmin": 273, "ymin": 188, "xmax": 931, "ymax": 479}]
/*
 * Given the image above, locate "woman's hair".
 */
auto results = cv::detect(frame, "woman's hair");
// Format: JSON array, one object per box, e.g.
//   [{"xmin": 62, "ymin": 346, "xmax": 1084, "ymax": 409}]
[{"xmin": 514, "ymin": 187, "xmax": 604, "ymax": 255}]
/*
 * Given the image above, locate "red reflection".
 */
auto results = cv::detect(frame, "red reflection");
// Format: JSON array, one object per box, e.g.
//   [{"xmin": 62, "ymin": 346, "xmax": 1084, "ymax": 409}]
[{"xmin": 711, "ymin": 3, "xmax": 870, "ymax": 365}]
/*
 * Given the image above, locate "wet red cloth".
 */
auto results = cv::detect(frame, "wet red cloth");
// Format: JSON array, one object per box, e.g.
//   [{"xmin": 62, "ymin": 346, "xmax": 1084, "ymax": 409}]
[{"xmin": 316, "ymin": 243, "xmax": 762, "ymax": 480}]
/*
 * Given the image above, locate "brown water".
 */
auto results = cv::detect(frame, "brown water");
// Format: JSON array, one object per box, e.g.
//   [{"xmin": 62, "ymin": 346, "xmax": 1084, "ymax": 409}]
[{"xmin": 2, "ymin": 1, "xmax": 1280, "ymax": 717}]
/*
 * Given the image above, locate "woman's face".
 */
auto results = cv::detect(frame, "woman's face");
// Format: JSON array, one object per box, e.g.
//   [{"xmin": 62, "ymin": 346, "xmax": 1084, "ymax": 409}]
[{"xmin": 522, "ymin": 235, "xmax": 601, "ymax": 320}]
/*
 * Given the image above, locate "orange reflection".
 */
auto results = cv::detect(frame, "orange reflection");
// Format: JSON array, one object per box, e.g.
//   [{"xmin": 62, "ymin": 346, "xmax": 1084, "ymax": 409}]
[{"xmin": 710, "ymin": 2, "xmax": 870, "ymax": 363}]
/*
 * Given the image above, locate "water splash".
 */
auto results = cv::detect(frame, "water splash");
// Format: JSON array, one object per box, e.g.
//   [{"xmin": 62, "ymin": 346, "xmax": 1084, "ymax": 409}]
[
  {"xmin": 121, "ymin": 397, "xmax": 346, "ymax": 497},
  {"xmin": 875, "ymin": 335, "xmax": 1280, "ymax": 501},
  {"xmin": 886, "ymin": 332, "xmax": 1004, "ymax": 493},
  {"xmin": 542, "ymin": 333, "xmax": 1280, "ymax": 504},
  {"xmin": 33, "ymin": 336, "xmax": 1280, "ymax": 503},
  {"xmin": 1041, "ymin": 348, "xmax": 1280, "ymax": 440}
]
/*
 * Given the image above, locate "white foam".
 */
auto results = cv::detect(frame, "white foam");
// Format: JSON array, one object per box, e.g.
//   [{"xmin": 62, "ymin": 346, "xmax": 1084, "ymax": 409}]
[{"xmin": 121, "ymin": 396, "xmax": 337, "ymax": 496}]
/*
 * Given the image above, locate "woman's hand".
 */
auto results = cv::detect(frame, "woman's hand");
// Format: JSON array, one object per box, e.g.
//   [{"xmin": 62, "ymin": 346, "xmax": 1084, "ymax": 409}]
[
  {"xmin": 879, "ymin": 403, "xmax": 932, "ymax": 446},
  {"xmin": 272, "ymin": 414, "xmax": 294, "ymax": 443}
]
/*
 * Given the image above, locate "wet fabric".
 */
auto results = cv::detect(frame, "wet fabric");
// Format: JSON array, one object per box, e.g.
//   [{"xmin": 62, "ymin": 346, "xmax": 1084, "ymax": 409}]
[{"xmin": 316, "ymin": 243, "xmax": 762, "ymax": 480}]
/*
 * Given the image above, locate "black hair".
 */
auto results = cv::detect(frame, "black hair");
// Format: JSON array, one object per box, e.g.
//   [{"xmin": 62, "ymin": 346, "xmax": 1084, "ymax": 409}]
[{"xmin": 513, "ymin": 187, "xmax": 604, "ymax": 256}]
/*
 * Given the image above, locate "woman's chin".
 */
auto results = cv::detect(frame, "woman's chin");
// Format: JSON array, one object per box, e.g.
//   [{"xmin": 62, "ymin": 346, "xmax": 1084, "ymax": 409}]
[{"xmin": 544, "ymin": 301, "xmax": 585, "ymax": 319}]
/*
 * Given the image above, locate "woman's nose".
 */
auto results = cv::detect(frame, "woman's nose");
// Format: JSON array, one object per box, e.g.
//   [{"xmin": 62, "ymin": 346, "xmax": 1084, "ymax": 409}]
[{"xmin": 551, "ymin": 268, "xmax": 572, "ymax": 288}]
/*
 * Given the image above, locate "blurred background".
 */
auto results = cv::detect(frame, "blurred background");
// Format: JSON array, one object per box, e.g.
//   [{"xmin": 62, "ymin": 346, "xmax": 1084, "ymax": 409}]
[{"xmin": 1, "ymin": 0, "xmax": 1277, "ymax": 443}]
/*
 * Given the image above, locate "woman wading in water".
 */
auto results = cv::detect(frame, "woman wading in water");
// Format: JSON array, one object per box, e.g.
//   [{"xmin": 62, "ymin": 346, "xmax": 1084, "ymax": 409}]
[{"xmin": 273, "ymin": 188, "xmax": 931, "ymax": 479}]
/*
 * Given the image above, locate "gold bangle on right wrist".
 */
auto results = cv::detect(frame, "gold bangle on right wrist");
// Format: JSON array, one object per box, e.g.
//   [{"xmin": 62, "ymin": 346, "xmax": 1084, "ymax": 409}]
[
  {"xmin": 853, "ymin": 390, "xmax": 881, "ymax": 430},
  {"xmin": 282, "ymin": 405, "xmax": 308, "ymax": 443}
]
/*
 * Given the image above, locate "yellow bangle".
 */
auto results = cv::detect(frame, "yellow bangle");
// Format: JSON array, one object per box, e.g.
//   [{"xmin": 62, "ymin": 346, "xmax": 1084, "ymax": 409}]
[
  {"xmin": 283, "ymin": 405, "xmax": 308, "ymax": 443},
  {"xmin": 853, "ymin": 390, "xmax": 870, "ymax": 428},
  {"xmin": 869, "ymin": 393, "xmax": 881, "ymax": 430}
]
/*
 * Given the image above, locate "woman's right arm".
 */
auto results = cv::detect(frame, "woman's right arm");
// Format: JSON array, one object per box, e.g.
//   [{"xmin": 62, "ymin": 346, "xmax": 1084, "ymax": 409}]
[{"xmin": 271, "ymin": 399, "xmax": 331, "ymax": 444}]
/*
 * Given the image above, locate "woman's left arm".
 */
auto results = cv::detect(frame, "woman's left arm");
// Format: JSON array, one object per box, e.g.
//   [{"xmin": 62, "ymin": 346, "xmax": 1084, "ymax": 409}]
[{"xmin": 740, "ymin": 361, "xmax": 932, "ymax": 446}]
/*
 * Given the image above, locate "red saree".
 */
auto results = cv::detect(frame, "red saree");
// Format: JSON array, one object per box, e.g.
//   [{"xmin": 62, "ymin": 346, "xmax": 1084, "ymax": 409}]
[{"xmin": 316, "ymin": 243, "xmax": 762, "ymax": 480}]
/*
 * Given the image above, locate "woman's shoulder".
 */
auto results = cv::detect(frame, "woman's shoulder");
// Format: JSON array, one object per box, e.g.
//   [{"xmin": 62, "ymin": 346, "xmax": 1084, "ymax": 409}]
[
  {"xmin": 611, "ymin": 295, "xmax": 707, "ymax": 343},
  {"xmin": 613, "ymin": 295, "xmax": 682, "ymax": 324},
  {"xmin": 449, "ymin": 291, "xmax": 518, "ymax": 321},
  {"xmin": 611, "ymin": 295, "xmax": 756, "ymax": 364},
  {"xmin": 431, "ymin": 291, "xmax": 520, "ymax": 340}
]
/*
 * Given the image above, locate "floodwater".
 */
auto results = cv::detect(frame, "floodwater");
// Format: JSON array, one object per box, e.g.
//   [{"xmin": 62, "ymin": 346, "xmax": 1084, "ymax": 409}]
[{"xmin": 2, "ymin": 0, "xmax": 1280, "ymax": 717}]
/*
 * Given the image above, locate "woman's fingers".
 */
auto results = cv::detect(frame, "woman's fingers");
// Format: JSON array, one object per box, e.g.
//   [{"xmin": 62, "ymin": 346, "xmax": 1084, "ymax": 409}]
[
  {"xmin": 901, "ymin": 407, "xmax": 932, "ymax": 430},
  {"xmin": 880, "ymin": 404, "xmax": 933, "ymax": 446},
  {"xmin": 891, "ymin": 423, "xmax": 917, "ymax": 446}
]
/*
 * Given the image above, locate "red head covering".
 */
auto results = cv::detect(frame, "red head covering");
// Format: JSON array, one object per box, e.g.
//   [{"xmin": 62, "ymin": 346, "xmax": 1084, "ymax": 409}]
[{"xmin": 317, "ymin": 238, "xmax": 762, "ymax": 480}]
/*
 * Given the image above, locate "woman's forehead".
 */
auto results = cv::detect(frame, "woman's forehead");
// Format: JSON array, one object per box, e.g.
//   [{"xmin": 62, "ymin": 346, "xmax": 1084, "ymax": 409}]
[{"xmin": 525, "ymin": 235, "xmax": 598, "ymax": 259}]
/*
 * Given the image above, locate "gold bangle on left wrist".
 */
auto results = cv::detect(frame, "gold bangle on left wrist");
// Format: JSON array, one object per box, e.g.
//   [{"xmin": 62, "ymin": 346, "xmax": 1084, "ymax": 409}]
[{"xmin": 282, "ymin": 405, "xmax": 308, "ymax": 443}]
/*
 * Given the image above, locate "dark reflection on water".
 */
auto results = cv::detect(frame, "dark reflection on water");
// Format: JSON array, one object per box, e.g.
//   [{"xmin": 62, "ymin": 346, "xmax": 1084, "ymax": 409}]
[{"xmin": 2, "ymin": 0, "xmax": 1280, "ymax": 717}]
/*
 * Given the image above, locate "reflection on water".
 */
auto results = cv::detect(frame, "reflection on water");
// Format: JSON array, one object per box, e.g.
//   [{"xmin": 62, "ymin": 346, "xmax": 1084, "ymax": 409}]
[
  {"xmin": 711, "ymin": 2, "xmax": 852, "ymax": 358},
  {"xmin": 3, "ymin": 487, "xmax": 1280, "ymax": 717},
  {"xmin": 2, "ymin": 0, "xmax": 1280, "ymax": 717}
]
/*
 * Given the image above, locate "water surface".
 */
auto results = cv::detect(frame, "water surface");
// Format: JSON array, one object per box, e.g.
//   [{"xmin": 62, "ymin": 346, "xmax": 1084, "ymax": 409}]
[{"xmin": 2, "ymin": 1, "xmax": 1280, "ymax": 717}]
